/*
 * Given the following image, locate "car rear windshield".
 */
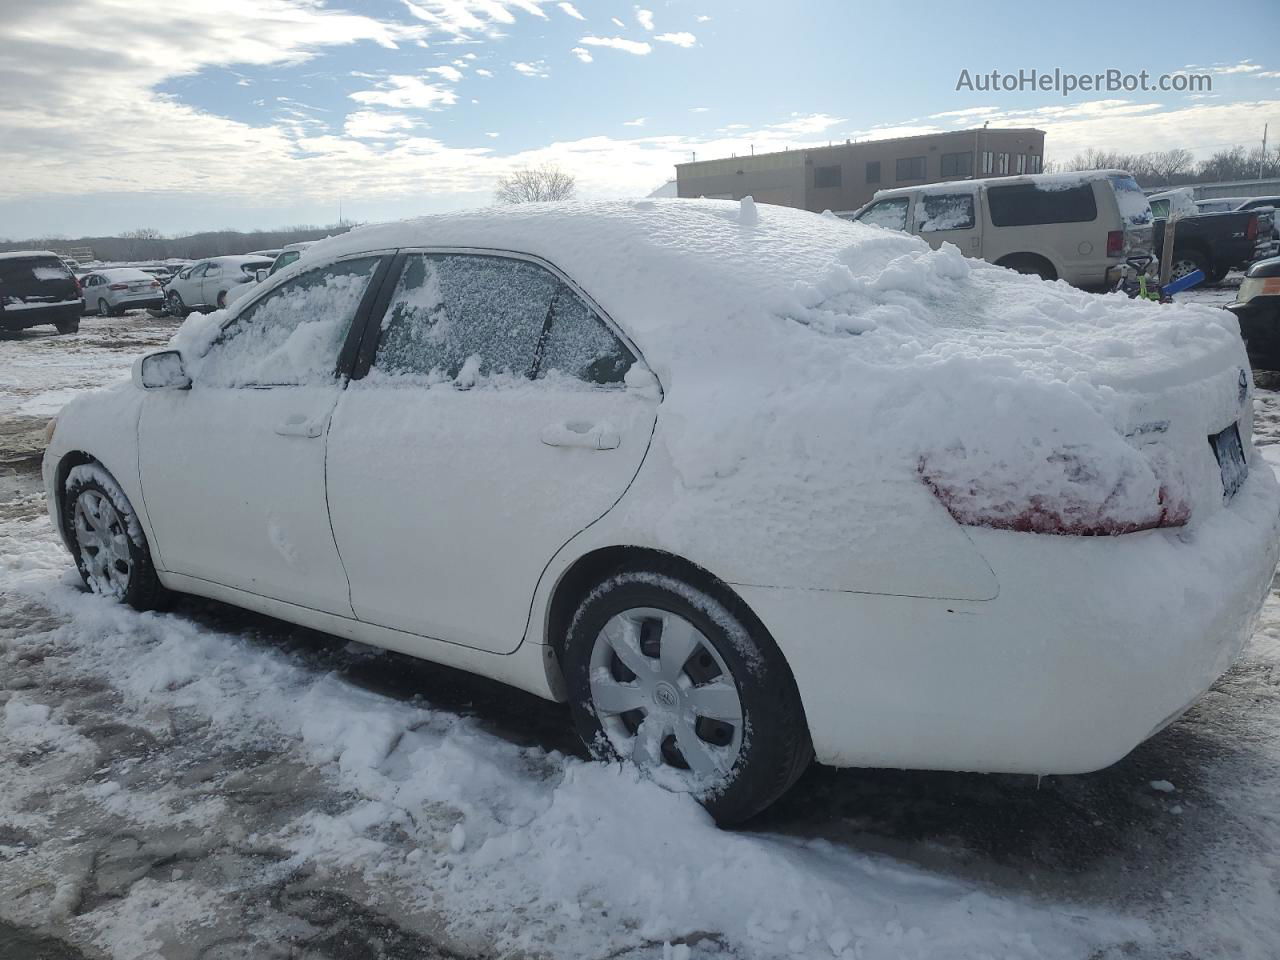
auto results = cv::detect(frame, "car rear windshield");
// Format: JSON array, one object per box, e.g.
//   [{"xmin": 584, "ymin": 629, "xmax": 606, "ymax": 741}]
[
  {"xmin": 0, "ymin": 256, "xmax": 73, "ymax": 285},
  {"xmin": 987, "ymin": 182, "xmax": 1099, "ymax": 227},
  {"xmin": 1108, "ymin": 175, "xmax": 1154, "ymax": 226}
]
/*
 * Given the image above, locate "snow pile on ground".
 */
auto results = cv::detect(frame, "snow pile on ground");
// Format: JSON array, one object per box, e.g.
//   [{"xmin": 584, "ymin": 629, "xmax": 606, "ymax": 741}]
[{"xmin": 0, "ymin": 514, "xmax": 1146, "ymax": 959}]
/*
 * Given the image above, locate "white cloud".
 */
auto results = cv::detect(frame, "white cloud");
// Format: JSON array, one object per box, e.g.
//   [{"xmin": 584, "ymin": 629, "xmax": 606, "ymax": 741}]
[
  {"xmin": 623, "ymin": 117, "xmax": 646, "ymax": 126},
  {"xmin": 511, "ymin": 60, "xmax": 549, "ymax": 78},
  {"xmin": 429, "ymin": 65, "xmax": 464, "ymax": 82},
  {"xmin": 486, "ymin": 131, "xmax": 500, "ymax": 138},
  {"xmin": 400, "ymin": 0, "xmax": 548, "ymax": 40},
  {"xmin": 655, "ymin": 32, "xmax": 695, "ymax": 48},
  {"xmin": 350, "ymin": 75, "xmax": 458, "ymax": 109},
  {"xmin": 579, "ymin": 35, "xmax": 652, "ymax": 55},
  {"xmin": 690, "ymin": 106, "xmax": 709, "ymax": 113},
  {"xmin": 635, "ymin": 8, "xmax": 654, "ymax": 30},
  {"xmin": 344, "ymin": 111, "xmax": 419, "ymax": 139},
  {"xmin": 610, "ymin": 16, "xmax": 625, "ymax": 27},
  {"xmin": 571, "ymin": 47, "xmax": 593, "ymax": 63},
  {"xmin": 474, "ymin": 68, "xmax": 494, "ymax": 77},
  {"xmin": 557, "ymin": 1, "xmax": 585, "ymax": 20},
  {"xmin": 695, "ymin": 14, "xmax": 711, "ymax": 21}
]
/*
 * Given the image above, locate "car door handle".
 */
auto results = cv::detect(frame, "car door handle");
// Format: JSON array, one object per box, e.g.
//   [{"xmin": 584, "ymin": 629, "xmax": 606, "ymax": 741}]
[
  {"xmin": 540, "ymin": 420, "xmax": 619, "ymax": 450},
  {"xmin": 275, "ymin": 414, "xmax": 326, "ymax": 438}
]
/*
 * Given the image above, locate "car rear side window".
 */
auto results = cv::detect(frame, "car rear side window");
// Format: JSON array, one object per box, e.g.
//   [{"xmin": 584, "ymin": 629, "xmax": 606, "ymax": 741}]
[
  {"xmin": 987, "ymin": 182, "xmax": 1098, "ymax": 227},
  {"xmin": 536, "ymin": 285, "xmax": 635, "ymax": 385},
  {"xmin": 372, "ymin": 254, "xmax": 558, "ymax": 382},
  {"xmin": 198, "ymin": 256, "xmax": 381, "ymax": 387}
]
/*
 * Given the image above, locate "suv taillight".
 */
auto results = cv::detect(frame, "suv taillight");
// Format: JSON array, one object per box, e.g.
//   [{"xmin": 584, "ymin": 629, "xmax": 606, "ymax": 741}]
[{"xmin": 1106, "ymin": 229, "xmax": 1124, "ymax": 257}]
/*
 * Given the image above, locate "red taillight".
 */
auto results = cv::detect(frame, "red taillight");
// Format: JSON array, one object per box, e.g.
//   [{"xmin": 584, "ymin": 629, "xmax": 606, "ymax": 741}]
[
  {"xmin": 1106, "ymin": 229, "xmax": 1124, "ymax": 258},
  {"xmin": 1246, "ymin": 214, "xmax": 1258, "ymax": 242},
  {"xmin": 919, "ymin": 450, "xmax": 1190, "ymax": 537},
  {"xmin": 150, "ymin": 280, "xmax": 161, "ymax": 287},
  {"xmin": 108, "ymin": 282, "xmax": 128, "ymax": 290},
  {"xmin": 73, "ymin": 277, "xmax": 82, "ymax": 295}
]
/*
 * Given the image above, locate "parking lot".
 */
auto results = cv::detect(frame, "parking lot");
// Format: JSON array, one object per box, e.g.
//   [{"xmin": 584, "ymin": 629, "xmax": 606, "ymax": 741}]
[{"xmin": 2, "ymin": 294, "xmax": 1280, "ymax": 960}]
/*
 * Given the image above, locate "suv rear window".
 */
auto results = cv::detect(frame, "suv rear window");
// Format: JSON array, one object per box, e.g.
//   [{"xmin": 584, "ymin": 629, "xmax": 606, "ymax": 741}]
[
  {"xmin": 0, "ymin": 256, "xmax": 72, "ymax": 285},
  {"xmin": 987, "ymin": 182, "xmax": 1098, "ymax": 227}
]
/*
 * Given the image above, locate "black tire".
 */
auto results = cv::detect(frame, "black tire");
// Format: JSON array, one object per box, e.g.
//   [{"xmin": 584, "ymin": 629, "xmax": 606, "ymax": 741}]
[
  {"xmin": 216, "ymin": 290, "xmax": 227, "ymax": 309},
  {"xmin": 64, "ymin": 466, "xmax": 168, "ymax": 612},
  {"xmin": 167, "ymin": 291, "xmax": 188, "ymax": 318},
  {"xmin": 999, "ymin": 254, "xmax": 1056, "ymax": 281},
  {"xmin": 563, "ymin": 568, "xmax": 812, "ymax": 824},
  {"xmin": 1169, "ymin": 247, "xmax": 1208, "ymax": 281},
  {"xmin": 1206, "ymin": 263, "xmax": 1230, "ymax": 285},
  {"xmin": 97, "ymin": 298, "xmax": 112, "ymax": 318},
  {"xmin": 54, "ymin": 317, "xmax": 80, "ymax": 335}
]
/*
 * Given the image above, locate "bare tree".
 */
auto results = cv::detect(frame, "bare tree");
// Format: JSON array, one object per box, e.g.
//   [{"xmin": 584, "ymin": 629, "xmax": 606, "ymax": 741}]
[
  {"xmin": 1147, "ymin": 148, "xmax": 1194, "ymax": 186},
  {"xmin": 494, "ymin": 163, "xmax": 576, "ymax": 204}
]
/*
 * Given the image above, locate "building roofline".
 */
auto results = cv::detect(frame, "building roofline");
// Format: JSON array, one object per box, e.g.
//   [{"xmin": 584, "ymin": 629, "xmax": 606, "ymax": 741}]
[{"xmin": 676, "ymin": 127, "xmax": 1046, "ymax": 171}]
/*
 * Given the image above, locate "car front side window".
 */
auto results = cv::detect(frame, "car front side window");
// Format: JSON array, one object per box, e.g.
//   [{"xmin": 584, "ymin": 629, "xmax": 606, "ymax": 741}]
[
  {"xmin": 196, "ymin": 256, "xmax": 382, "ymax": 388},
  {"xmin": 371, "ymin": 253, "xmax": 559, "ymax": 383},
  {"xmin": 857, "ymin": 198, "xmax": 909, "ymax": 232}
]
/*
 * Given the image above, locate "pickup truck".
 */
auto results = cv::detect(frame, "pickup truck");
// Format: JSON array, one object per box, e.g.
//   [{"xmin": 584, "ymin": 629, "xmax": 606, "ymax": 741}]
[{"xmin": 1150, "ymin": 204, "xmax": 1265, "ymax": 283}]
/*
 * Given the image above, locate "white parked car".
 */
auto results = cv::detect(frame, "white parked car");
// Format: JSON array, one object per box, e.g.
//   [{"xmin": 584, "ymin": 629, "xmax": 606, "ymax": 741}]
[
  {"xmin": 224, "ymin": 240, "xmax": 317, "ymax": 306},
  {"xmin": 79, "ymin": 267, "xmax": 165, "ymax": 316},
  {"xmin": 847, "ymin": 170, "xmax": 1154, "ymax": 289},
  {"xmin": 164, "ymin": 255, "xmax": 275, "ymax": 315},
  {"xmin": 42, "ymin": 201, "xmax": 1280, "ymax": 822}
]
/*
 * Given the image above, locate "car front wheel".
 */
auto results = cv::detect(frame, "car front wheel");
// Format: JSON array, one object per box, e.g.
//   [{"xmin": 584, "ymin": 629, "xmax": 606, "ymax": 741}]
[
  {"xmin": 563, "ymin": 568, "xmax": 812, "ymax": 824},
  {"xmin": 98, "ymin": 298, "xmax": 112, "ymax": 317},
  {"xmin": 65, "ymin": 464, "xmax": 167, "ymax": 611},
  {"xmin": 167, "ymin": 291, "xmax": 187, "ymax": 318}
]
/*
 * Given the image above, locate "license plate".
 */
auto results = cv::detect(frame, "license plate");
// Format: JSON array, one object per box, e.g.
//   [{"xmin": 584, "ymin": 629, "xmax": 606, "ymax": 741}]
[{"xmin": 1209, "ymin": 423, "xmax": 1248, "ymax": 502}]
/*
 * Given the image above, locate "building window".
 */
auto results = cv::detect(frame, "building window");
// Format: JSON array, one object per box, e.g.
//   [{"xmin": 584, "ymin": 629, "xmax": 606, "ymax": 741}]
[
  {"xmin": 895, "ymin": 156, "xmax": 927, "ymax": 181},
  {"xmin": 1027, "ymin": 154, "xmax": 1042, "ymax": 174},
  {"xmin": 940, "ymin": 152, "xmax": 973, "ymax": 177},
  {"xmin": 866, "ymin": 161, "xmax": 880, "ymax": 184},
  {"xmin": 1015, "ymin": 154, "xmax": 1027, "ymax": 175},
  {"xmin": 814, "ymin": 164, "xmax": 842, "ymax": 189},
  {"xmin": 980, "ymin": 151, "xmax": 994, "ymax": 175},
  {"xmin": 997, "ymin": 153, "xmax": 1010, "ymax": 175}
]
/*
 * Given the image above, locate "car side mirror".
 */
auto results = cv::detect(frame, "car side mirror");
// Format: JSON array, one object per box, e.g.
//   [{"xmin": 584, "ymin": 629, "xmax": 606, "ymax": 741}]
[
  {"xmin": 255, "ymin": 268, "xmax": 268, "ymax": 282},
  {"xmin": 133, "ymin": 350, "xmax": 191, "ymax": 390}
]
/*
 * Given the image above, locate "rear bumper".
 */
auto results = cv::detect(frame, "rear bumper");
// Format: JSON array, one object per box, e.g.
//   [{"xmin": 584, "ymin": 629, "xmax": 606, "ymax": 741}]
[
  {"xmin": 0, "ymin": 302, "xmax": 82, "ymax": 331},
  {"xmin": 740, "ymin": 465, "xmax": 1280, "ymax": 774}
]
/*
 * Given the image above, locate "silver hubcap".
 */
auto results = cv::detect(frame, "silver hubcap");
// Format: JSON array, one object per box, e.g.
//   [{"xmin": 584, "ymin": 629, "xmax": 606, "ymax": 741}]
[
  {"xmin": 1171, "ymin": 259, "xmax": 1198, "ymax": 280},
  {"xmin": 72, "ymin": 490, "xmax": 132, "ymax": 598},
  {"xmin": 99, "ymin": 299, "xmax": 110, "ymax": 316},
  {"xmin": 589, "ymin": 607, "xmax": 744, "ymax": 787}
]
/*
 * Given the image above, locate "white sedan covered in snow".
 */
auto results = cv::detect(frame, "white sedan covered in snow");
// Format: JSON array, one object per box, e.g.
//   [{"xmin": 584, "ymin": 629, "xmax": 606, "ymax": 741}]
[{"xmin": 42, "ymin": 200, "xmax": 1280, "ymax": 822}]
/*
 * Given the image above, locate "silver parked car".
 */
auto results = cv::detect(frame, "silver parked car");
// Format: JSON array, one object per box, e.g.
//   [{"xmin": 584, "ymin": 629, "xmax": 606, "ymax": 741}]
[{"xmin": 79, "ymin": 268, "xmax": 164, "ymax": 316}]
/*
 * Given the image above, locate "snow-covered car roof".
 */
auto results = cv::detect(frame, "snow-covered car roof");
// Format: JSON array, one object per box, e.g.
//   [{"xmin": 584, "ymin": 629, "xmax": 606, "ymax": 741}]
[
  {"xmin": 200, "ymin": 255, "xmax": 276, "ymax": 267},
  {"xmin": 0, "ymin": 249, "xmax": 63, "ymax": 261},
  {"xmin": 303, "ymin": 198, "xmax": 1235, "ymax": 392}
]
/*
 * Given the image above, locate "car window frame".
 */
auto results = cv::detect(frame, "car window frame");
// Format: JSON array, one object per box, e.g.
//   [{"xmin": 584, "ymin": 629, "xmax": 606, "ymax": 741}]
[
  {"xmin": 348, "ymin": 246, "xmax": 660, "ymax": 399},
  {"xmin": 194, "ymin": 251, "xmax": 395, "ymax": 389}
]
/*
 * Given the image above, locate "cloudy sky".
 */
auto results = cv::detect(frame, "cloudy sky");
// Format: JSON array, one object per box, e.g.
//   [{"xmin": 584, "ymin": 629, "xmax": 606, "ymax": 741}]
[{"xmin": 1, "ymin": 0, "xmax": 1277, "ymax": 238}]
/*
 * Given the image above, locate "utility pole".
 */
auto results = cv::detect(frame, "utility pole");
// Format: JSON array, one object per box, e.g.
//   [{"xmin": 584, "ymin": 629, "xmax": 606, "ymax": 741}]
[{"xmin": 1261, "ymin": 123, "xmax": 1269, "ymax": 180}]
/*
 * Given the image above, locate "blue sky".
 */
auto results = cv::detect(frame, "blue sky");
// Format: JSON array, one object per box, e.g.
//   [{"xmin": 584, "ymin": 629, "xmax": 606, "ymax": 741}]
[{"xmin": 1, "ymin": 0, "xmax": 1277, "ymax": 238}]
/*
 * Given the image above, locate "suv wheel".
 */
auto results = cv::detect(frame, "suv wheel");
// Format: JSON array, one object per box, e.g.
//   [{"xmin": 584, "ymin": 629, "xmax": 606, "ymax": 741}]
[
  {"xmin": 563, "ymin": 569, "xmax": 812, "ymax": 824},
  {"xmin": 167, "ymin": 290, "xmax": 187, "ymax": 318},
  {"xmin": 54, "ymin": 317, "xmax": 80, "ymax": 335}
]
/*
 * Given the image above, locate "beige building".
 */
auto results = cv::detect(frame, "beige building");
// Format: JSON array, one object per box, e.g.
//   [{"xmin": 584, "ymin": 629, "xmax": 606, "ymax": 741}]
[{"xmin": 676, "ymin": 127, "xmax": 1046, "ymax": 213}]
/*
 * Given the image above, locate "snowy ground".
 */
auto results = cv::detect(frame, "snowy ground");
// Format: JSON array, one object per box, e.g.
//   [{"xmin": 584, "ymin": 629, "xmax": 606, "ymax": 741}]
[{"xmin": 2, "ymin": 302, "xmax": 1280, "ymax": 959}]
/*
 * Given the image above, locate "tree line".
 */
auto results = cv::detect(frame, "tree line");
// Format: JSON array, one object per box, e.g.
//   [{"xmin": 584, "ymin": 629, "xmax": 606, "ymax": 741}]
[
  {"xmin": 0, "ymin": 222, "xmax": 356, "ymax": 264},
  {"xmin": 1050, "ymin": 144, "xmax": 1279, "ymax": 188}
]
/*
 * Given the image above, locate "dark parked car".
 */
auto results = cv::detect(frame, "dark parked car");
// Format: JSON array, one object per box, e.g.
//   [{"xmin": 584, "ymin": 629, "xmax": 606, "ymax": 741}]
[
  {"xmin": 0, "ymin": 251, "xmax": 83, "ymax": 334},
  {"xmin": 1151, "ymin": 206, "xmax": 1264, "ymax": 284},
  {"xmin": 1227, "ymin": 255, "xmax": 1280, "ymax": 370}
]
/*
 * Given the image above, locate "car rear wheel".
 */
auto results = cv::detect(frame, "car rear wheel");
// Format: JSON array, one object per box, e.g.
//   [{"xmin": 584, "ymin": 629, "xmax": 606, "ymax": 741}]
[
  {"xmin": 54, "ymin": 317, "xmax": 80, "ymax": 335},
  {"xmin": 97, "ymin": 298, "xmax": 112, "ymax": 317},
  {"xmin": 563, "ymin": 568, "xmax": 812, "ymax": 824},
  {"xmin": 216, "ymin": 290, "xmax": 227, "ymax": 309},
  {"xmin": 65, "ymin": 464, "xmax": 167, "ymax": 611},
  {"xmin": 167, "ymin": 291, "xmax": 187, "ymax": 318},
  {"xmin": 1170, "ymin": 249, "xmax": 1208, "ymax": 281}
]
